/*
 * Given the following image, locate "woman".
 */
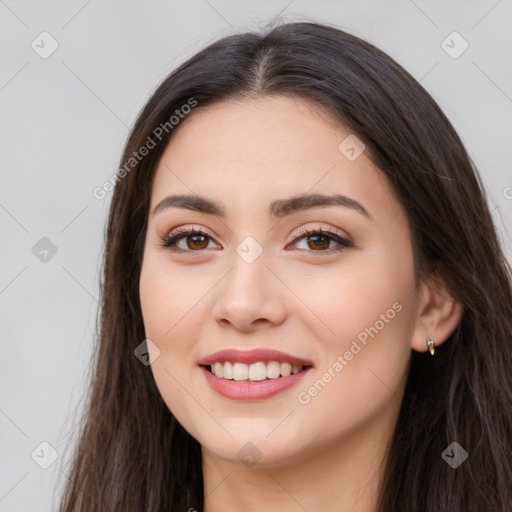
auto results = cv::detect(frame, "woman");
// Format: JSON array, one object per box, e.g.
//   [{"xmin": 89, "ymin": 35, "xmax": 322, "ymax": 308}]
[{"xmin": 59, "ymin": 21, "xmax": 512, "ymax": 511}]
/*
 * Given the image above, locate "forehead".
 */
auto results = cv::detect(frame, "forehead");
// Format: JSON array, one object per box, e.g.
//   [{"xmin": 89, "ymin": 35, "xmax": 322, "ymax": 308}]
[
  {"xmin": 159, "ymin": 95, "xmax": 349, "ymax": 174},
  {"xmin": 150, "ymin": 95, "xmax": 400, "ymax": 225}
]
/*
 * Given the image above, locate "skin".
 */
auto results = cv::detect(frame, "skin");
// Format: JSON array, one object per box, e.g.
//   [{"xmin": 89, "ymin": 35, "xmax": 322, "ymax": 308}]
[{"xmin": 139, "ymin": 95, "xmax": 463, "ymax": 512}]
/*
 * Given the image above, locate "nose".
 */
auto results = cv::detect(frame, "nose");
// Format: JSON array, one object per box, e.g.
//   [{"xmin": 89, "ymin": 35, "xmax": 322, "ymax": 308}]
[{"xmin": 211, "ymin": 248, "xmax": 288, "ymax": 333}]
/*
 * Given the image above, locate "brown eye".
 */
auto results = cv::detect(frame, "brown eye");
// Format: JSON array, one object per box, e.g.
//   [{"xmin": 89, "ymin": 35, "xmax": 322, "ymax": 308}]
[
  {"xmin": 161, "ymin": 228, "xmax": 217, "ymax": 252},
  {"xmin": 290, "ymin": 227, "xmax": 352, "ymax": 254}
]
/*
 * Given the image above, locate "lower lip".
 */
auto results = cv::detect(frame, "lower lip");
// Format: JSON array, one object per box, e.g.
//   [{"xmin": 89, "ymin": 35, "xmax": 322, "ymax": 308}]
[{"xmin": 201, "ymin": 366, "xmax": 311, "ymax": 400}]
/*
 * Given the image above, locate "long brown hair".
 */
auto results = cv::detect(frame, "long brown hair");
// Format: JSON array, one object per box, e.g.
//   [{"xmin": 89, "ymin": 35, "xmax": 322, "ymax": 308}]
[{"xmin": 58, "ymin": 21, "xmax": 512, "ymax": 511}]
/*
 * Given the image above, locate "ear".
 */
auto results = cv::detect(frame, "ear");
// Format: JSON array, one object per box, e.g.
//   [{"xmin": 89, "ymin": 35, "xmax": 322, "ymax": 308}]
[{"xmin": 410, "ymin": 272, "xmax": 464, "ymax": 353}]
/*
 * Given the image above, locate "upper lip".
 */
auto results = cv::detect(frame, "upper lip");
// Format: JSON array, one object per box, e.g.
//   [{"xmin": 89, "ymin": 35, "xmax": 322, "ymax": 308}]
[{"xmin": 199, "ymin": 348, "xmax": 314, "ymax": 367}]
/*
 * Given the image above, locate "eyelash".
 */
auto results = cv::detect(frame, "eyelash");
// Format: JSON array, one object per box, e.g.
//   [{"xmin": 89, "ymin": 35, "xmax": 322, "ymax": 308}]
[{"xmin": 159, "ymin": 226, "xmax": 352, "ymax": 256}]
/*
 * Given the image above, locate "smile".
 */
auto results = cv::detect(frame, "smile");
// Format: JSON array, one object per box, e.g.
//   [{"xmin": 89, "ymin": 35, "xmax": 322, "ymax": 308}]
[{"xmin": 199, "ymin": 348, "xmax": 314, "ymax": 401}]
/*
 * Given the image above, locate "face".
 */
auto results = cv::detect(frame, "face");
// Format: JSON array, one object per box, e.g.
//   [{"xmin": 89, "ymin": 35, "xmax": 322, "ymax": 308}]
[{"xmin": 139, "ymin": 95, "xmax": 419, "ymax": 468}]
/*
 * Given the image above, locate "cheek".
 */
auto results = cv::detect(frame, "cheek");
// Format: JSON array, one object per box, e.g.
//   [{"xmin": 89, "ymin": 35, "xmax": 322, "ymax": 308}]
[
  {"xmin": 291, "ymin": 249, "xmax": 413, "ymax": 350},
  {"xmin": 139, "ymin": 257, "xmax": 202, "ymax": 343},
  {"xmin": 139, "ymin": 262, "xmax": 208, "ymax": 439},
  {"xmin": 294, "ymin": 249, "xmax": 415, "ymax": 428}
]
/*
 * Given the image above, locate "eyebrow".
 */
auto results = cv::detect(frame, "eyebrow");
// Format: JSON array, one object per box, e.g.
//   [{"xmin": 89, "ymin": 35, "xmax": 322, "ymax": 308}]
[{"xmin": 152, "ymin": 193, "xmax": 373, "ymax": 222}]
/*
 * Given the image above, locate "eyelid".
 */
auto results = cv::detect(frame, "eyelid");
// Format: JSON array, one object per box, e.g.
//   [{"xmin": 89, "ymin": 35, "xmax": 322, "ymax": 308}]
[{"xmin": 290, "ymin": 224, "xmax": 350, "ymax": 244}]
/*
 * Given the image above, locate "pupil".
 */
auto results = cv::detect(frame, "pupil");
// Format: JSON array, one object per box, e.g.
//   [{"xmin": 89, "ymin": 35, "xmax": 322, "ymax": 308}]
[
  {"xmin": 189, "ymin": 235, "xmax": 207, "ymax": 249},
  {"xmin": 309, "ymin": 235, "xmax": 328, "ymax": 250}
]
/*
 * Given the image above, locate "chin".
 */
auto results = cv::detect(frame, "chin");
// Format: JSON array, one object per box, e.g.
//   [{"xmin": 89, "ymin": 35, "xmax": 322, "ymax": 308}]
[{"xmin": 197, "ymin": 426, "xmax": 309, "ymax": 469}]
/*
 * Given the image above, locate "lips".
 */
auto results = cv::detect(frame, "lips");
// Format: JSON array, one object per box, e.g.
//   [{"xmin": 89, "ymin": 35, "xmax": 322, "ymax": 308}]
[{"xmin": 199, "ymin": 348, "xmax": 314, "ymax": 400}]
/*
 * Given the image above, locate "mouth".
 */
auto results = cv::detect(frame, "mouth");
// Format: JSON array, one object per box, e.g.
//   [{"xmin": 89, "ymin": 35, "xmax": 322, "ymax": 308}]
[{"xmin": 199, "ymin": 349, "xmax": 314, "ymax": 400}]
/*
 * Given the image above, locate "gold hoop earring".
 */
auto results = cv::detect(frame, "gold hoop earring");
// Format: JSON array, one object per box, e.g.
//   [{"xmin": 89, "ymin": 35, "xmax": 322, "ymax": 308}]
[{"xmin": 426, "ymin": 337, "xmax": 436, "ymax": 356}]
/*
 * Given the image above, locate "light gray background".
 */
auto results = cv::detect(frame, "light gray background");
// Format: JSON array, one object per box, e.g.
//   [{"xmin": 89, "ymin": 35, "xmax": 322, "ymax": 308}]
[{"xmin": 1, "ymin": 1, "xmax": 511, "ymax": 510}]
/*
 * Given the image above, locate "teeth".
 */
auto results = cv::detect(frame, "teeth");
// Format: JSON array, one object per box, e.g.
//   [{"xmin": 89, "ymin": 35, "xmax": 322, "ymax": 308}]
[
  {"xmin": 223, "ymin": 361, "xmax": 234, "ymax": 379},
  {"xmin": 210, "ymin": 361, "xmax": 305, "ymax": 381},
  {"xmin": 248, "ymin": 362, "xmax": 267, "ymax": 381},
  {"xmin": 233, "ymin": 362, "xmax": 249, "ymax": 381},
  {"xmin": 267, "ymin": 361, "xmax": 281, "ymax": 379},
  {"xmin": 280, "ymin": 362, "xmax": 291, "ymax": 377},
  {"xmin": 291, "ymin": 364, "xmax": 302, "ymax": 375},
  {"xmin": 213, "ymin": 362, "xmax": 223, "ymax": 378}
]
